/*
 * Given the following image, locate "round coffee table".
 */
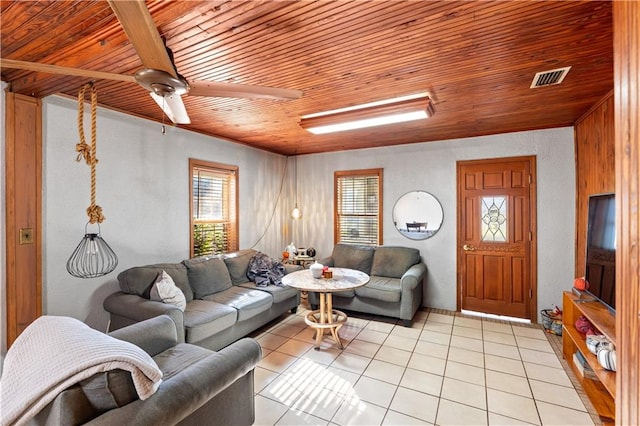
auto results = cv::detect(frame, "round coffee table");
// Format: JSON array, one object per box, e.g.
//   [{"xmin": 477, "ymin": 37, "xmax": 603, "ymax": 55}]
[{"xmin": 282, "ymin": 267, "xmax": 370, "ymax": 349}]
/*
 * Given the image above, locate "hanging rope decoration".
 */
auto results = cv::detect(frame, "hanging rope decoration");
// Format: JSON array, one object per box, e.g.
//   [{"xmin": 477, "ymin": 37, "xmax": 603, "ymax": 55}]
[
  {"xmin": 66, "ymin": 83, "xmax": 118, "ymax": 279},
  {"xmin": 75, "ymin": 83, "xmax": 105, "ymax": 223}
]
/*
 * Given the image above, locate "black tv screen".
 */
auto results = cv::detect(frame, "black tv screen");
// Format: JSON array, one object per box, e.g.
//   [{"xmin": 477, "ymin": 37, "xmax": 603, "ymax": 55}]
[{"xmin": 585, "ymin": 193, "xmax": 616, "ymax": 312}]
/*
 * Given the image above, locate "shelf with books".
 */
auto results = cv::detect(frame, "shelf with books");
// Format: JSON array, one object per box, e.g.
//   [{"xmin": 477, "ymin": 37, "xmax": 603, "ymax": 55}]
[
  {"xmin": 572, "ymin": 350, "xmax": 597, "ymax": 380},
  {"xmin": 562, "ymin": 291, "xmax": 615, "ymax": 424}
]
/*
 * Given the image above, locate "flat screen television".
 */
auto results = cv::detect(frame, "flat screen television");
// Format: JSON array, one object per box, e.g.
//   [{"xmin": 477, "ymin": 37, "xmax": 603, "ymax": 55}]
[{"xmin": 584, "ymin": 193, "xmax": 616, "ymax": 312}]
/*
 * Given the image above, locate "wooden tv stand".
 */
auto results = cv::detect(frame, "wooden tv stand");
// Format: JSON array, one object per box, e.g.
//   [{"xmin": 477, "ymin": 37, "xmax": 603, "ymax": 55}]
[{"xmin": 562, "ymin": 291, "xmax": 616, "ymax": 424}]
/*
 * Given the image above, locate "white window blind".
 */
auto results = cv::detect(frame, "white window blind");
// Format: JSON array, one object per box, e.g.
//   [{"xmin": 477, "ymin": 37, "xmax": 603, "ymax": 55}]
[
  {"xmin": 190, "ymin": 160, "xmax": 238, "ymax": 256},
  {"xmin": 335, "ymin": 169, "xmax": 382, "ymax": 245}
]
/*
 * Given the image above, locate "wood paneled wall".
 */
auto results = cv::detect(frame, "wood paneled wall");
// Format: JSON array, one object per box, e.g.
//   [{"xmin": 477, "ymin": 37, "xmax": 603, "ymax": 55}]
[
  {"xmin": 614, "ymin": 2, "xmax": 640, "ymax": 424},
  {"xmin": 5, "ymin": 92, "xmax": 42, "ymax": 346},
  {"xmin": 574, "ymin": 91, "xmax": 615, "ymax": 277}
]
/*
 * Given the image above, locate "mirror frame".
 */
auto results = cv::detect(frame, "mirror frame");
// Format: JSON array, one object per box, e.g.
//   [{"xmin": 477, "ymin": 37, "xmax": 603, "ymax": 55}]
[{"xmin": 392, "ymin": 190, "xmax": 444, "ymax": 240}]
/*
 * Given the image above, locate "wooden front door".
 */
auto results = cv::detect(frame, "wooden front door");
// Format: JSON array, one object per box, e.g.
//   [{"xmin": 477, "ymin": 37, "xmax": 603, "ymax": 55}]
[{"xmin": 457, "ymin": 156, "xmax": 537, "ymax": 320}]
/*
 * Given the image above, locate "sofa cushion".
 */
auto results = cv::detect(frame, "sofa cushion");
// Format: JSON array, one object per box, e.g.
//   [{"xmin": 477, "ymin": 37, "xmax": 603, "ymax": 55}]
[
  {"xmin": 371, "ymin": 246, "xmax": 420, "ymax": 278},
  {"xmin": 223, "ymin": 249, "xmax": 257, "ymax": 285},
  {"xmin": 183, "ymin": 300, "xmax": 238, "ymax": 344},
  {"xmin": 355, "ymin": 276, "xmax": 402, "ymax": 302},
  {"xmin": 150, "ymin": 270, "xmax": 187, "ymax": 311},
  {"xmin": 183, "ymin": 256, "xmax": 233, "ymax": 298},
  {"xmin": 331, "ymin": 244, "xmax": 375, "ymax": 274},
  {"xmin": 78, "ymin": 369, "xmax": 137, "ymax": 411},
  {"xmin": 152, "ymin": 343, "xmax": 213, "ymax": 380},
  {"xmin": 238, "ymin": 282, "xmax": 299, "ymax": 304},
  {"xmin": 118, "ymin": 263, "xmax": 193, "ymax": 302},
  {"xmin": 328, "ymin": 289, "xmax": 356, "ymax": 298},
  {"xmin": 203, "ymin": 286, "xmax": 273, "ymax": 321}
]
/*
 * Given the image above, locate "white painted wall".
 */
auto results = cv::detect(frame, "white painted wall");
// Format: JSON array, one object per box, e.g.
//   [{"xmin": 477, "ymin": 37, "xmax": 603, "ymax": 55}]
[
  {"xmin": 42, "ymin": 95, "xmax": 292, "ymax": 332},
  {"xmin": 0, "ymin": 88, "xmax": 575, "ymax": 373},
  {"xmin": 293, "ymin": 128, "xmax": 576, "ymax": 319}
]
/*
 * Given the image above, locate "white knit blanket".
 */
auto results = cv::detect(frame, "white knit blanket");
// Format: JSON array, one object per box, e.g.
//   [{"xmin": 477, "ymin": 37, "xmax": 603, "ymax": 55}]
[{"xmin": 0, "ymin": 316, "xmax": 163, "ymax": 426}]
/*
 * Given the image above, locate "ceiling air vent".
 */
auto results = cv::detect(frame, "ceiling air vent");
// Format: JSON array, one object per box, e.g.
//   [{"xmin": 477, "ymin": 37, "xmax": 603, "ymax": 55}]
[{"xmin": 530, "ymin": 66, "xmax": 571, "ymax": 88}]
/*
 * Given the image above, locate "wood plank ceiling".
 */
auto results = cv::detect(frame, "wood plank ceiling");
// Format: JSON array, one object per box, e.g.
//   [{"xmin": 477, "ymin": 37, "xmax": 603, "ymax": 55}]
[{"xmin": 1, "ymin": 1, "xmax": 613, "ymax": 155}]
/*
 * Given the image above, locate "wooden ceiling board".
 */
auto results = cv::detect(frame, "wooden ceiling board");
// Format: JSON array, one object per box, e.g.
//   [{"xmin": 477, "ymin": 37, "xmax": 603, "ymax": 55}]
[{"xmin": 1, "ymin": 0, "xmax": 613, "ymax": 155}]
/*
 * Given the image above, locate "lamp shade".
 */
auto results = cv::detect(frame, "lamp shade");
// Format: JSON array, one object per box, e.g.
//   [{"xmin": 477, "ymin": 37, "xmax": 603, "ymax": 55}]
[{"xmin": 66, "ymin": 228, "xmax": 118, "ymax": 278}]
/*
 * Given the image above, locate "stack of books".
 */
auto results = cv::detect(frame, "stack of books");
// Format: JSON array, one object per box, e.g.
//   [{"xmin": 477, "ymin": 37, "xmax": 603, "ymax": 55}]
[{"xmin": 573, "ymin": 350, "xmax": 597, "ymax": 379}]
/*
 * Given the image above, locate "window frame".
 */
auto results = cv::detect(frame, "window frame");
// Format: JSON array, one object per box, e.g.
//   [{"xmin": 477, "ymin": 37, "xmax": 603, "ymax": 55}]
[
  {"xmin": 189, "ymin": 158, "xmax": 239, "ymax": 257},
  {"xmin": 334, "ymin": 168, "xmax": 383, "ymax": 246}
]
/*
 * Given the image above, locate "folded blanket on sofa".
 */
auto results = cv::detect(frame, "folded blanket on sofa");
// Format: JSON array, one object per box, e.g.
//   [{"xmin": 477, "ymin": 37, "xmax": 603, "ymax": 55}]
[
  {"xmin": 0, "ymin": 316, "xmax": 163, "ymax": 426},
  {"xmin": 247, "ymin": 251, "xmax": 286, "ymax": 287}
]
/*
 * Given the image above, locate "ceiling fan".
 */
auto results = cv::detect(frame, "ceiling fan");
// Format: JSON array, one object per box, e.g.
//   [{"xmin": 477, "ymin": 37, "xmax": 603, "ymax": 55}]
[{"xmin": 0, "ymin": 0, "xmax": 302, "ymax": 125}]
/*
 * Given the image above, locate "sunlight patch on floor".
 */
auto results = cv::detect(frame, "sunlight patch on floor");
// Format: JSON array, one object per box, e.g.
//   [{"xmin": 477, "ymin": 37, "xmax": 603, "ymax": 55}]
[{"xmin": 461, "ymin": 309, "xmax": 532, "ymax": 324}]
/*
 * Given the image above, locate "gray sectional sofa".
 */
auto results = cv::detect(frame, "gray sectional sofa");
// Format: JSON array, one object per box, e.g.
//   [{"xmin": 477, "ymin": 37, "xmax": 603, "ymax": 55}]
[
  {"xmin": 308, "ymin": 244, "xmax": 427, "ymax": 326},
  {"xmin": 104, "ymin": 249, "xmax": 300, "ymax": 351},
  {"xmin": 32, "ymin": 315, "xmax": 261, "ymax": 425}
]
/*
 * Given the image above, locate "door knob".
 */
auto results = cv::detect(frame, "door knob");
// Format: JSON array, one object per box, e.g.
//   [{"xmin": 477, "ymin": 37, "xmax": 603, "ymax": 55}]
[{"xmin": 463, "ymin": 244, "xmax": 475, "ymax": 251}]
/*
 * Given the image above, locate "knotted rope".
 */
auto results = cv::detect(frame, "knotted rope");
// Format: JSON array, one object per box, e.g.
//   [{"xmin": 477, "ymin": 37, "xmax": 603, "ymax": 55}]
[{"xmin": 76, "ymin": 83, "xmax": 105, "ymax": 224}]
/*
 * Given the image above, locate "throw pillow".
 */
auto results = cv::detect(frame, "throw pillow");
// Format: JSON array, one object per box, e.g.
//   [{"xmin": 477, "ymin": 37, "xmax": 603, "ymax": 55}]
[
  {"xmin": 117, "ymin": 263, "xmax": 193, "ymax": 302},
  {"xmin": 371, "ymin": 246, "xmax": 420, "ymax": 278},
  {"xmin": 223, "ymin": 249, "xmax": 257, "ymax": 284},
  {"xmin": 150, "ymin": 270, "xmax": 187, "ymax": 311},
  {"xmin": 332, "ymin": 244, "xmax": 375, "ymax": 274},
  {"xmin": 183, "ymin": 256, "xmax": 233, "ymax": 298}
]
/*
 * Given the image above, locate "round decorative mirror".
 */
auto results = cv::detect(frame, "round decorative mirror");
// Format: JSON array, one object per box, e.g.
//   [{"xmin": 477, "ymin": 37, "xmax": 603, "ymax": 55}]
[{"xmin": 393, "ymin": 190, "xmax": 444, "ymax": 240}]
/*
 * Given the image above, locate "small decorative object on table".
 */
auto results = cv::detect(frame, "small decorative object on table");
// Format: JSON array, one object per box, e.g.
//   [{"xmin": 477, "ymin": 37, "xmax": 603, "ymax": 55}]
[
  {"xmin": 285, "ymin": 242, "xmax": 297, "ymax": 258},
  {"xmin": 309, "ymin": 261, "xmax": 324, "ymax": 278},
  {"xmin": 540, "ymin": 306, "xmax": 563, "ymax": 335},
  {"xmin": 322, "ymin": 267, "xmax": 332, "ymax": 279}
]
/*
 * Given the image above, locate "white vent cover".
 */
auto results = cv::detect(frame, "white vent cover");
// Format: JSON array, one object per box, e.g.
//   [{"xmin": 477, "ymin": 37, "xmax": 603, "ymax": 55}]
[{"xmin": 530, "ymin": 66, "xmax": 572, "ymax": 88}]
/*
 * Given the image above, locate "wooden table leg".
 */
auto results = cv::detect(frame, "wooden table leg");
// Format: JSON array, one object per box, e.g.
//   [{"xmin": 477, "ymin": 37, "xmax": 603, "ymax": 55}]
[
  {"xmin": 315, "ymin": 292, "xmax": 326, "ymax": 348},
  {"xmin": 304, "ymin": 292, "xmax": 348, "ymax": 350},
  {"xmin": 326, "ymin": 293, "xmax": 343, "ymax": 349}
]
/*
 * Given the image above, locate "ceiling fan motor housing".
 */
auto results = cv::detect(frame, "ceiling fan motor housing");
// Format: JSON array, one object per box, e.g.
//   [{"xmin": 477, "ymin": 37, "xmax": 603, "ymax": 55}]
[{"xmin": 135, "ymin": 68, "xmax": 189, "ymax": 96}]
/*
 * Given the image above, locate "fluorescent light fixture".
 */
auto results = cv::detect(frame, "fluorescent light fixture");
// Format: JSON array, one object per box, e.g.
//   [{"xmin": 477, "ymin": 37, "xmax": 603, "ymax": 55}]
[
  {"xmin": 300, "ymin": 94, "xmax": 434, "ymax": 134},
  {"xmin": 150, "ymin": 92, "xmax": 191, "ymax": 124}
]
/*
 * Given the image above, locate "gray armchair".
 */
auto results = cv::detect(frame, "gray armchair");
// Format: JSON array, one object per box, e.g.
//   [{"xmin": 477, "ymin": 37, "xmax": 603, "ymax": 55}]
[{"xmin": 32, "ymin": 316, "xmax": 261, "ymax": 426}]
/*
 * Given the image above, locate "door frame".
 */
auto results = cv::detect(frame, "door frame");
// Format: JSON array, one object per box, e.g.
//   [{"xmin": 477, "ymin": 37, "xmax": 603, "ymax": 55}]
[
  {"xmin": 5, "ymin": 92, "xmax": 43, "ymax": 346},
  {"xmin": 456, "ymin": 155, "xmax": 538, "ymax": 322}
]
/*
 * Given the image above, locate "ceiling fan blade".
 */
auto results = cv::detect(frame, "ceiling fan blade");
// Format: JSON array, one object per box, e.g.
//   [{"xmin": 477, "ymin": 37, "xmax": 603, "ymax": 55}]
[
  {"xmin": 0, "ymin": 58, "xmax": 135, "ymax": 83},
  {"xmin": 149, "ymin": 92, "xmax": 191, "ymax": 124},
  {"xmin": 107, "ymin": 0, "xmax": 176, "ymax": 77},
  {"xmin": 189, "ymin": 80, "xmax": 303, "ymax": 100}
]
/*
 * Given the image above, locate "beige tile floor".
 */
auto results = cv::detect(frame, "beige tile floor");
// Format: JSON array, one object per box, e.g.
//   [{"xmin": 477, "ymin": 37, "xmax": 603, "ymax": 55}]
[{"xmin": 251, "ymin": 305, "xmax": 600, "ymax": 426}]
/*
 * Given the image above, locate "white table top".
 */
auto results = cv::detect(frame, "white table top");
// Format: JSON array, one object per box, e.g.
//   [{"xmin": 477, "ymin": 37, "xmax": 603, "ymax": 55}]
[{"xmin": 282, "ymin": 267, "xmax": 370, "ymax": 293}]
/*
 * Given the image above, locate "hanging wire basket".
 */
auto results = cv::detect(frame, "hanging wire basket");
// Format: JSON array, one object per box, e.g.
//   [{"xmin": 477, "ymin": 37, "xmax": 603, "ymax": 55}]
[{"xmin": 66, "ymin": 223, "xmax": 118, "ymax": 278}]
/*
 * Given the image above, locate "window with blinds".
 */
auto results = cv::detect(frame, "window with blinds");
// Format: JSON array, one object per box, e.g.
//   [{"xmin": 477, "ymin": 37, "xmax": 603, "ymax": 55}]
[
  {"xmin": 190, "ymin": 159, "xmax": 238, "ymax": 257},
  {"xmin": 335, "ymin": 169, "xmax": 383, "ymax": 246}
]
